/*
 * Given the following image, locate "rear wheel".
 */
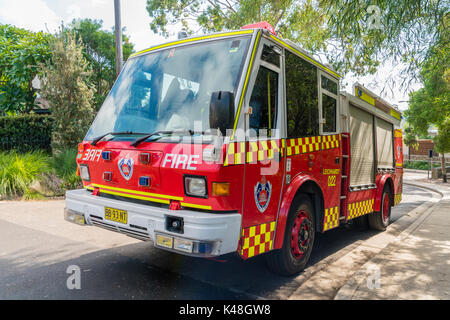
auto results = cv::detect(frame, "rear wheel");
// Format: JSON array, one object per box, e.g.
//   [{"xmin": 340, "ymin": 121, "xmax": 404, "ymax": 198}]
[
  {"xmin": 368, "ymin": 186, "xmax": 391, "ymax": 231},
  {"xmin": 266, "ymin": 194, "xmax": 315, "ymax": 276}
]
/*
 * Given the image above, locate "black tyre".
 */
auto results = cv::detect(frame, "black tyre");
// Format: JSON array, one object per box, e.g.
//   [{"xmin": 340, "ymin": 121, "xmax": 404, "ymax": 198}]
[
  {"xmin": 266, "ymin": 194, "xmax": 315, "ymax": 276},
  {"xmin": 353, "ymin": 214, "xmax": 369, "ymax": 230},
  {"xmin": 368, "ymin": 186, "xmax": 391, "ymax": 231}
]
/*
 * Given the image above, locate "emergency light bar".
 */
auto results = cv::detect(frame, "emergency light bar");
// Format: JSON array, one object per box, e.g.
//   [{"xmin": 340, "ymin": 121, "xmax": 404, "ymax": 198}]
[{"xmin": 241, "ymin": 21, "xmax": 277, "ymax": 36}]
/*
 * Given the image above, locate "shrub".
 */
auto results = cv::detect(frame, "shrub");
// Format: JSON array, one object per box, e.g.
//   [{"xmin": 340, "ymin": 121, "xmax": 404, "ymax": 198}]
[
  {"xmin": 49, "ymin": 148, "xmax": 78, "ymax": 178},
  {"xmin": 403, "ymin": 161, "xmax": 443, "ymax": 170},
  {"xmin": 0, "ymin": 115, "xmax": 53, "ymax": 152},
  {"xmin": 48, "ymin": 148, "xmax": 82, "ymax": 191},
  {"xmin": 40, "ymin": 30, "xmax": 95, "ymax": 152},
  {"xmin": 0, "ymin": 151, "xmax": 49, "ymax": 198}
]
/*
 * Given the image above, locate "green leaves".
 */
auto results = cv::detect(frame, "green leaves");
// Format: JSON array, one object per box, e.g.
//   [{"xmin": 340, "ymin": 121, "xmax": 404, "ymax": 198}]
[
  {"xmin": 0, "ymin": 24, "xmax": 52, "ymax": 114},
  {"xmin": 39, "ymin": 31, "xmax": 96, "ymax": 152},
  {"xmin": 145, "ymin": 0, "xmax": 448, "ymax": 81},
  {"xmin": 67, "ymin": 18, "xmax": 135, "ymax": 111},
  {"xmin": 405, "ymin": 12, "xmax": 449, "ymax": 154}
]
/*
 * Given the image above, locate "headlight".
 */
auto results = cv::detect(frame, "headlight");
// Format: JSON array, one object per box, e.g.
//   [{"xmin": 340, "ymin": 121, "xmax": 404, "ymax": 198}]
[
  {"xmin": 184, "ymin": 176, "xmax": 207, "ymax": 198},
  {"xmin": 79, "ymin": 164, "xmax": 90, "ymax": 181}
]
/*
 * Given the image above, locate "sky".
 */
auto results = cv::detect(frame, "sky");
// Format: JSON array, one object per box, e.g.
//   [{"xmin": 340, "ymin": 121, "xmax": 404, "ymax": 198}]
[{"xmin": 0, "ymin": 0, "xmax": 421, "ymax": 111}]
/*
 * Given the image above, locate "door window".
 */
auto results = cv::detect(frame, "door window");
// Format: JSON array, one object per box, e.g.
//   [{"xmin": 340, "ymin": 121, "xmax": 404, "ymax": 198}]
[
  {"xmin": 285, "ymin": 51, "xmax": 319, "ymax": 138},
  {"xmin": 248, "ymin": 66, "xmax": 278, "ymax": 137}
]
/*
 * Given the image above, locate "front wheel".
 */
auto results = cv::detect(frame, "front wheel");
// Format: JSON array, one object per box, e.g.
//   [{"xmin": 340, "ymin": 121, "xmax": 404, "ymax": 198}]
[
  {"xmin": 368, "ymin": 186, "xmax": 391, "ymax": 231},
  {"xmin": 266, "ymin": 194, "xmax": 315, "ymax": 276}
]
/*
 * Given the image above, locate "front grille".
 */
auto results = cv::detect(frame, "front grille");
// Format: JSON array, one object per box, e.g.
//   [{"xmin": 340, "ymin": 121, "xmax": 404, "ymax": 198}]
[
  {"xmin": 91, "ymin": 218, "xmax": 151, "ymax": 241},
  {"xmin": 98, "ymin": 192, "xmax": 169, "ymax": 209}
]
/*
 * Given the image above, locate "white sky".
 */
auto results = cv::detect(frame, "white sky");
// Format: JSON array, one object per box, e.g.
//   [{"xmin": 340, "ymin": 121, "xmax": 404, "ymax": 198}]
[{"xmin": 0, "ymin": 0, "xmax": 421, "ymax": 111}]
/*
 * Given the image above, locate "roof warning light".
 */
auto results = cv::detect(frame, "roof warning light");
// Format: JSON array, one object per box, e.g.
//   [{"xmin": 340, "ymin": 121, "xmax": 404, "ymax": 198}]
[{"xmin": 241, "ymin": 21, "xmax": 277, "ymax": 36}]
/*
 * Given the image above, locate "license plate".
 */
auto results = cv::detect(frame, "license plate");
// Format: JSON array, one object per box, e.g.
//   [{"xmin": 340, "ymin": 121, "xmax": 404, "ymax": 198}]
[
  {"xmin": 104, "ymin": 207, "xmax": 127, "ymax": 224},
  {"xmin": 156, "ymin": 234, "xmax": 173, "ymax": 249}
]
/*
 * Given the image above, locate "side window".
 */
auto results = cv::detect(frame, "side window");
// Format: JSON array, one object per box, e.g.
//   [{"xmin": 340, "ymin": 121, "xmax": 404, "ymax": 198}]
[
  {"xmin": 261, "ymin": 44, "xmax": 280, "ymax": 67},
  {"xmin": 322, "ymin": 94, "xmax": 337, "ymax": 132},
  {"xmin": 249, "ymin": 66, "xmax": 278, "ymax": 137},
  {"xmin": 285, "ymin": 51, "xmax": 319, "ymax": 138},
  {"xmin": 321, "ymin": 75, "xmax": 338, "ymax": 133}
]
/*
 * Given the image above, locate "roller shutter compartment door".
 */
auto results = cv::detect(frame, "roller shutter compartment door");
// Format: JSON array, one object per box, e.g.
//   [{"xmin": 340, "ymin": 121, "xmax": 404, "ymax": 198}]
[
  {"xmin": 349, "ymin": 104, "xmax": 375, "ymax": 186},
  {"xmin": 376, "ymin": 117, "xmax": 394, "ymax": 169}
]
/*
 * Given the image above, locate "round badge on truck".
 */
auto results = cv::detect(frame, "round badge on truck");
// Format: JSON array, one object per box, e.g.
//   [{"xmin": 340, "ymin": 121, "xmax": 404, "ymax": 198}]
[{"xmin": 254, "ymin": 177, "xmax": 272, "ymax": 213}]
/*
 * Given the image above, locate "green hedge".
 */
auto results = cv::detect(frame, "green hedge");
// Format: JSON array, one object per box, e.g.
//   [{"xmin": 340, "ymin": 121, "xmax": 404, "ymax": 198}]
[{"xmin": 0, "ymin": 115, "xmax": 54, "ymax": 152}]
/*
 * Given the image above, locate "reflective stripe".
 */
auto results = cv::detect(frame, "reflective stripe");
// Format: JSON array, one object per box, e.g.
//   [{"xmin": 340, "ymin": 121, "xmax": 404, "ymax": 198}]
[
  {"xmin": 348, "ymin": 199, "xmax": 374, "ymax": 219},
  {"xmin": 180, "ymin": 202, "xmax": 212, "ymax": 210},
  {"xmin": 91, "ymin": 183, "xmax": 183, "ymax": 201},
  {"xmin": 225, "ymin": 139, "xmax": 283, "ymax": 166},
  {"xmin": 394, "ymin": 193, "xmax": 402, "ymax": 206},
  {"xmin": 231, "ymin": 30, "xmax": 261, "ymax": 140},
  {"xmin": 323, "ymin": 206, "xmax": 339, "ymax": 231},
  {"xmin": 130, "ymin": 30, "xmax": 253, "ymax": 58},
  {"xmin": 240, "ymin": 221, "xmax": 276, "ymax": 259},
  {"xmin": 95, "ymin": 188, "xmax": 170, "ymax": 204},
  {"xmin": 85, "ymin": 185, "xmax": 211, "ymax": 210}
]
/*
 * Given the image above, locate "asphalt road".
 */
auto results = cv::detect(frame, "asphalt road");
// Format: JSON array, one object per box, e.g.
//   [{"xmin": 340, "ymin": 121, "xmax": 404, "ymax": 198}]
[{"xmin": 0, "ymin": 184, "xmax": 435, "ymax": 299}]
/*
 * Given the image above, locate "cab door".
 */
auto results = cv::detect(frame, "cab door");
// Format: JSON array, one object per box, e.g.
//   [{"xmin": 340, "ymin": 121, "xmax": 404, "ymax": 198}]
[
  {"xmin": 318, "ymin": 71, "xmax": 342, "ymax": 231},
  {"xmin": 240, "ymin": 39, "xmax": 286, "ymax": 258}
]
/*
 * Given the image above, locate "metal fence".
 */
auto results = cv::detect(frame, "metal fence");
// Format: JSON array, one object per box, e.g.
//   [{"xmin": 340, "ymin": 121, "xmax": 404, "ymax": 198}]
[{"xmin": 0, "ymin": 135, "xmax": 52, "ymax": 153}]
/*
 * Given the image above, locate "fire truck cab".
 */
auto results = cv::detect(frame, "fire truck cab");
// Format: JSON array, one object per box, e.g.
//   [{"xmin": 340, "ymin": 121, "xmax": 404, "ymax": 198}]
[{"xmin": 65, "ymin": 22, "xmax": 403, "ymax": 275}]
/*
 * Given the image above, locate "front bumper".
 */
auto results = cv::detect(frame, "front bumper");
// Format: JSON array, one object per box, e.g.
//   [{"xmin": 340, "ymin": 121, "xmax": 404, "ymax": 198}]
[{"xmin": 65, "ymin": 189, "xmax": 242, "ymax": 257}]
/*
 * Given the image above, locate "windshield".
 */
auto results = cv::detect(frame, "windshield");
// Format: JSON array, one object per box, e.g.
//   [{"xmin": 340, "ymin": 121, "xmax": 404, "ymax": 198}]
[{"xmin": 84, "ymin": 36, "xmax": 251, "ymax": 141}]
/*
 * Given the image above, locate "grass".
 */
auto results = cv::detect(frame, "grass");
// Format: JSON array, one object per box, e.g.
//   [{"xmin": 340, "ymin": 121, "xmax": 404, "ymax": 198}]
[
  {"xmin": 403, "ymin": 160, "xmax": 448, "ymax": 170},
  {"xmin": 0, "ymin": 148, "xmax": 81, "ymax": 199},
  {"xmin": 49, "ymin": 149, "xmax": 78, "ymax": 178},
  {"xmin": 0, "ymin": 151, "xmax": 49, "ymax": 198}
]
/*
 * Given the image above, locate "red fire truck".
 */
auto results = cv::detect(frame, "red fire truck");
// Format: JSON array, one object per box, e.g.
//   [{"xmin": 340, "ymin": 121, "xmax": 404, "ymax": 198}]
[{"xmin": 65, "ymin": 22, "xmax": 403, "ymax": 275}]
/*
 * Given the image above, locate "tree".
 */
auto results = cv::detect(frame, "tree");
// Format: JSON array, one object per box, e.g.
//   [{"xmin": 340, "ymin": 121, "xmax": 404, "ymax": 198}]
[
  {"xmin": 403, "ymin": 125, "xmax": 419, "ymax": 162},
  {"xmin": 146, "ymin": 0, "xmax": 448, "ymax": 82},
  {"xmin": 67, "ymin": 19, "xmax": 134, "ymax": 110},
  {"xmin": 405, "ymin": 22, "xmax": 449, "ymax": 182},
  {"xmin": 0, "ymin": 24, "xmax": 52, "ymax": 114},
  {"xmin": 322, "ymin": 0, "xmax": 449, "ymax": 80},
  {"xmin": 39, "ymin": 30, "xmax": 96, "ymax": 152},
  {"xmin": 146, "ymin": 0, "xmax": 330, "ymax": 54}
]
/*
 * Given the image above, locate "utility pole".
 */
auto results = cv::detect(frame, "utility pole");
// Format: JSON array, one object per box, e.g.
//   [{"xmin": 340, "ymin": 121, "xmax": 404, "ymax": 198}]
[{"xmin": 114, "ymin": 0, "xmax": 123, "ymax": 78}]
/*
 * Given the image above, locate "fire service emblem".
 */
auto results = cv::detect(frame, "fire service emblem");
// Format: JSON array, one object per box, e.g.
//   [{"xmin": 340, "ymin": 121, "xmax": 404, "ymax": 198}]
[
  {"xmin": 254, "ymin": 177, "xmax": 272, "ymax": 213},
  {"xmin": 118, "ymin": 157, "xmax": 134, "ymax": 181}
]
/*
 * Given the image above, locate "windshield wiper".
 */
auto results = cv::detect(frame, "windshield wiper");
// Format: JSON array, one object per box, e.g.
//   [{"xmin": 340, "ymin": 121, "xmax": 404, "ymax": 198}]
[
  {"xmin": 91, "ymin": 131, "xmax": 149, "ymax": 146},
  {"xmin": 130, "ymin": 129, "xmax": 197, "ymax": 147},
  {"xmin": 130, "ymin": 130, "xmax": 175, "ymax": 147}
]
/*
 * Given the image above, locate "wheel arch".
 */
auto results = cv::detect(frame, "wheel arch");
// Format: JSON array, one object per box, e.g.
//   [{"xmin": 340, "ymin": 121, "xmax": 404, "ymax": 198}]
[
  {"xmin": 374, "ymin": 175, "xmax": 394, "ymax": 212},
  {"xmin": 273, "ymin": 173, "xmax": 324, "ymax": 250}
]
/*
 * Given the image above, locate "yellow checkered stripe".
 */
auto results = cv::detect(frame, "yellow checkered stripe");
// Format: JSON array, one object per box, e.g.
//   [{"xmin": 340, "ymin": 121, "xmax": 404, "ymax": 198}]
[
  {"xmin": 394, "ymin": 129, "xmax": 403, "ymax": 138},
  {"xmin": 285, "ymin": 134, "xmax": 340, "ymax": 156},
  {"xmin": 348, "ymin": 199, "xmax": 375, "ymax": 220},
  {"xmin": 321, "ymin": 134, "xmax": 341, "ymax": 150},
  {"xmin": 240, "ymin": 221, "xmax": 276, "ymax": 259},
  {"xmin": 323, "ymin": 206, "xmax": 339, "ymax": 231},
  {"xmin": 224, "ymin": 140, "xmax": 284, "ymax": 166},
  {"xmin": 394, "ymin": 193, "xmax": 402, "ymax": 206},
  {"xmin": 224, "ymin": 141, "xmax": 246, "ymax": 166},
  {"xmin": 246, "ymin": 139, "xmax": 284, "ymax": 163},
  {"xmin": 286, "ymin": 136, "xmax": 321, "ymax": 156}
]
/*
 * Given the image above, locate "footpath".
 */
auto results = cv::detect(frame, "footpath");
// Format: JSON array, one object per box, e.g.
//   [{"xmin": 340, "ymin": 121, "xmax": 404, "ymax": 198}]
[{"xmin": 335, "ymin": 170, "xmax": 450, "ymax": 299}]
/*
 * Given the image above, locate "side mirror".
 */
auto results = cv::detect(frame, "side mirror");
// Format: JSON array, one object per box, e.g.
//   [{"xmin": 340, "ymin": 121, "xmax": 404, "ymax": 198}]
[{"xmin": 209, "ymin": 91, "xmax": 235, "ymax": 136}]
